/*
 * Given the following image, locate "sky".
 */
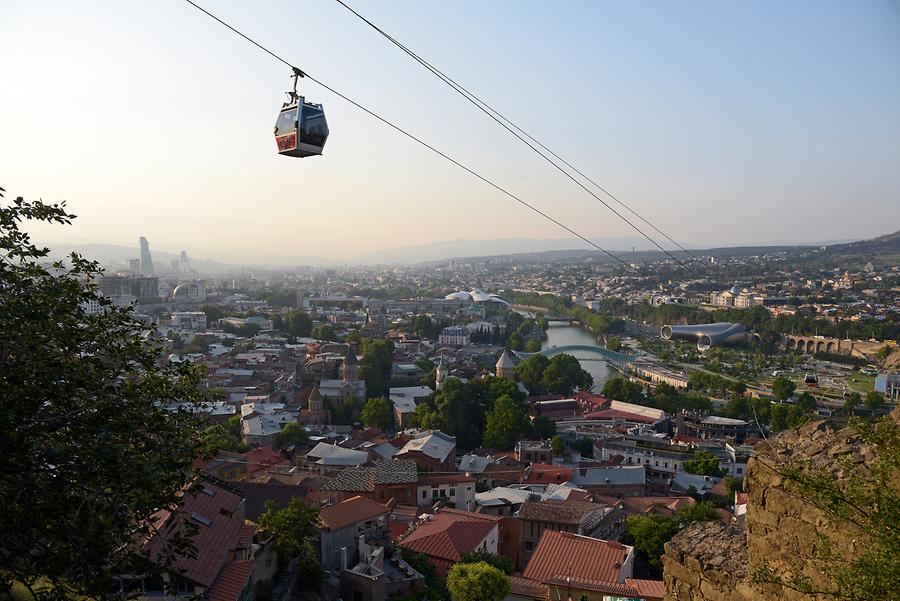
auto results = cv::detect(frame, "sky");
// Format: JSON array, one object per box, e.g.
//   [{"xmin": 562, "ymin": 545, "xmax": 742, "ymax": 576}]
[{"xmin": 2, "ymin": 0, "xmax": 899, "ymax": 261}]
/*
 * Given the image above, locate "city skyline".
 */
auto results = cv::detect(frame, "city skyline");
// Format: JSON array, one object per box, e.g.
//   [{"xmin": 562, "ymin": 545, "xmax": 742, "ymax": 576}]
[{"xmin": 2, "ymin": 0, "xmax": 899, "ymax": 258}]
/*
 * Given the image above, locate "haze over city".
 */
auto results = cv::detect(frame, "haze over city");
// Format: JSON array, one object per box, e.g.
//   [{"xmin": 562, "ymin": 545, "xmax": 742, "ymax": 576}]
[
  {"xmin": 2, "ymin": 3, "xmax": 899, "ymax": 601},
  {"xmin": 2, "ymin": 0, "xmax": 899, "ymax": 261}
]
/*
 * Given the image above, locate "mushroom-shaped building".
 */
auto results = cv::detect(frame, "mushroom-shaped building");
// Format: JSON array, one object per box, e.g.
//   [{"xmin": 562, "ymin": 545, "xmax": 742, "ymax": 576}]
[{"xmin": 443, "ymin": 289, "xmax": 509, "ymax": 306}]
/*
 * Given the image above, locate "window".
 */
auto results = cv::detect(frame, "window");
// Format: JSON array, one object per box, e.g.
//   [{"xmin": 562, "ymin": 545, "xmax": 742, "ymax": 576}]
[
  {"xmin": 275, "ymin": 107, "xmax": 297, "ymax": 135},
  {"xmin": 422, "ymin": 491, "xmax": 427, "ymax": 499},
  {"xmin": 299, "ymin": 105, "xmax": 327, "ymax": 147},
  {"xmin": 450, "ymin": 489, "xmax": 455, "ymax": 496},
  {"xmin": 524, "ymin": 541, "xmax": 533, "ymax": 551}
]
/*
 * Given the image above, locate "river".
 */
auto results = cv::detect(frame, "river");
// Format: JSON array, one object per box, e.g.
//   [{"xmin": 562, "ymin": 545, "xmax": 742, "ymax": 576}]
[{"xmin": 542, "ymin": 322, "xmax": 613, "ymax": 393}]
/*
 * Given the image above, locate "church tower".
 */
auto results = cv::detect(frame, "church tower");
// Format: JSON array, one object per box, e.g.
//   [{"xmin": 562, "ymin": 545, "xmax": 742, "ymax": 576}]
[
  {"xmin": 308, "ymin": 384, "xmax": 323, "ymax": 415},
  {"xmin": 342, "ymin": 347, "xmax": 359, "ymax": 382},
  {"xmin": 495, "ymin": 350, "xmax": 518, "ymax": 380},
  {"xmin": 435, "ymin": 355, "xmax": 447, "ymax": 389}
]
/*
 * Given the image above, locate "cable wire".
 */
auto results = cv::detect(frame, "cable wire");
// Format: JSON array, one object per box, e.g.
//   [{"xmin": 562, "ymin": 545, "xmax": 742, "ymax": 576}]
[
  {"xmin": 332, "ymin": 0, "xmax": 701, "ymax": 272},
  {"xmin": 182, "ymin": 0, "xmax": 632, "ymax": 270}
]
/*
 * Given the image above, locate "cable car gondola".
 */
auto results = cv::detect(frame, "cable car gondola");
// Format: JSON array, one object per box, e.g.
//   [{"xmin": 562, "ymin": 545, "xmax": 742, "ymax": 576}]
[
  {"xmin": 274, "ymin": 68, "xmax": 328, "ymax": 157},
  {"xmin": 804, "ymin": 372, "xmax": 818, "ymax": 387}
]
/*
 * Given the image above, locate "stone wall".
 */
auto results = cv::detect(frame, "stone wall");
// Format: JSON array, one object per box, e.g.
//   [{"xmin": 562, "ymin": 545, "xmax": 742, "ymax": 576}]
[{"xmin": 663, "ymin": 415, "xmax": 885, "ymax": 601}]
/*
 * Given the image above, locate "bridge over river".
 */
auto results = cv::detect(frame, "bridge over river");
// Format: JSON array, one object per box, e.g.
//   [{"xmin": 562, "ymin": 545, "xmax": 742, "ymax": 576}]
[{"xmin": 513, "ymin": 344, "xmax": 641, "ymax": 365}]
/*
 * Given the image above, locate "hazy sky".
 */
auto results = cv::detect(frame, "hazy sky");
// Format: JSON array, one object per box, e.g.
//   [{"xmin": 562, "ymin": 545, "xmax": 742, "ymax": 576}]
[{"xmin": 2, "ymin": 0, "xmax": 899, "ymax": 260}]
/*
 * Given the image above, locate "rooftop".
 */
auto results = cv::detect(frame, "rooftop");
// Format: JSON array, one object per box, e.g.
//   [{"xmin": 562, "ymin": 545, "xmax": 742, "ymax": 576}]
[
  {"xmin": 517, "ymin": 498, "xmax": 606, "ymax": 525},
  {"xmin": 522, "ymin": 530, "xmax": 632, "ymax": 585},
  {"xmin": 318, "ymin": 495, "xmax": 391, "ymax": 531}
]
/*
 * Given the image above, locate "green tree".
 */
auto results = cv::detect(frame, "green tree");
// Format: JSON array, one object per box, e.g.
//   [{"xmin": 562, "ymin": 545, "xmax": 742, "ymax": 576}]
[
  {"xmin": 551, "ymin": 434, "xmax": 566, "ymax": 456},
  {"xmin": 0, "ymin": 193, "xmax": 205, "ymax": 600},
  {"xmin": 361, "ymin": 397, "xmax": 394, "ymax": 431},
  {"xmin": 772, "ymin": 376, "xmax": 796, "ymax": 401},
  {"xmin": 682, "ymin": 450, "xmax": 726, "ymax": 477},
  {"xmin": 204, "ymin": 414, "xmax": 248, "ymax": 453},
  {"xmin": 542, "ymin": 353, "xmax": 593, "ymax": 395},
  {"xmin": 531, "ymin": 415, "xmax": 557, "ymax": 439},
  {"xmin": 622, "ymin": 514, "xmax": 680, "ymax": 577},
  {"xmin": 623, "ymin": 503, "xmax": 719, "ymax": 578},
  {"xmin": 275, "ymin": 422, "xmax": 309, "ymax": 448},
  {"xmin": 507, "ymin": 331, "xmax": 524, "ymax": 351},
  {"xmin": 524, "ymin": 338, "xmax": 542, "ymax": 353},
  {"xmin": 864, "ymin": 391, "xmax": 885, "ymax": 411},
  {"xmin": 459, "ymin": 550, "xmax": 513, "ymax": 575},
  {"xmin": 605, "ymin": 335, "xmax": 623, "ymax": 352},
  {"xmin": 284, "ymin": 310, "xmax": 313, "ymax": 337},
  {"xmin": 446, "ymin": 561, "xmax": 510, "ymax": 601},
  {"xmin": 797, "ymin": 391, "xmax": 817, "ymax": 413},
  {"xmin": 483, "ymin": 395, "xmax": 529, "ymax": 450},
  {"xmin": 770, "ymin": 403, "xmax": 789, "ymax": 432},
  {"xmin": 573, "ymin": 436, "xmax": 594, "ymax": 458},
  {"xmin": 515, "ymin": 354, "xmax": 550, "ymax": 394},
  {"xmin": 258, "ymin": 498, "xmax": 319, "ymax": 560},
  {"xmin": 311, "ymin": 323, "xmax": 336, "ymax": 341},
  {"xmin": 845, "ymin": 392, "xmax": 862, "ymax": 411},
  {"xmin": 602, "ymin": 377, "xmax": 644, "ymax": 403}
]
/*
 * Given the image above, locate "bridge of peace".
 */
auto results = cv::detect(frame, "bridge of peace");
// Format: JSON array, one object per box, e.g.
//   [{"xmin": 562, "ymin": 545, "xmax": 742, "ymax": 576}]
[{"xmin": 513, "ymin": 344, "xmax": 641, "ymax": 366}]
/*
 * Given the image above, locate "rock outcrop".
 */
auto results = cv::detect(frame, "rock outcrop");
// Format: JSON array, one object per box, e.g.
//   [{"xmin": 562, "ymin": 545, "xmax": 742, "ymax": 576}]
[{"xmin": 662, "ymin": 414, "xmax": 891, "ymax": 601}]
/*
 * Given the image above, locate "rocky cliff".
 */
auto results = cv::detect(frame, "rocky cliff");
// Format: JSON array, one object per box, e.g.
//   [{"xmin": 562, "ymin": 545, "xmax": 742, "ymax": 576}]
[{"xmin": 662, "ymin": 412, "xmax": 896, "ymax": 601}]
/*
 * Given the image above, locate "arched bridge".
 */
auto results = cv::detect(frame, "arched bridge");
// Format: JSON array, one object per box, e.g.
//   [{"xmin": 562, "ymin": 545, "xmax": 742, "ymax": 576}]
[{"xmin": 514, "ymin": 344, "xmax": 641, "ymax": 364}]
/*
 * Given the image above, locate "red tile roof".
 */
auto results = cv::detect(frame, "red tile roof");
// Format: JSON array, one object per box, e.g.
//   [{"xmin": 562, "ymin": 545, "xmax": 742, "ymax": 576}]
[
  {"xmin": 236, "ymin": 524, "xmax": 256, "ymax": 549},
  {"xmin": 522, "ymin": 464, "xmax": 572, "ymax": 484},
  {"xmin": 545, "ymin": 577, "xmax": 639, "ymax": 596},
  {"xmin": 318, "ymin": 495, "xmax": 391, "ymax": 531},
  {"xmin": 239, "ymin": 447, "xmax": 289, "ymax": 475},
  {"xmin": 522, "ymin": 530, "xmax": 631, "ymax": 585},
  {"xmin": 508, "ymin": 576, "xmax": 548, "ymax": 599},
  {"xmin": 206, "ymin": 560, "xmax": 256, "ymax": 601},
  {"xmin": 583, "ymin": 408, "xmax": 659, "ymax": 423},
  {"xmin": 625, "ymin": 578, "xmax": 666, "ymax": 601},
  {"xmin": 147, "ymin": 481, "xmax": 245, "ymax": 588},
  {"xmin": 398, "ymin": 510, "xmax": 499, "ymax": 562}
]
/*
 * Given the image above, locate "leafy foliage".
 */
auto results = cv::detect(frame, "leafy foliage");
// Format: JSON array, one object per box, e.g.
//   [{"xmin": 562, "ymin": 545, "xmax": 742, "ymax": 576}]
[
  {"xmin": 623, "ymin": 502, "xmax": 720, "ymax": 577},
  {"xmin": 258, "ymin": 498, "xmax": 319, "ymax": 560},
  {"xmin": 772, "ymin": 376, "xmax": 796, "ymax": 401},
  {"xmin": 551, "ymin": 434, "xmax": 565, "ymax": 456},
  {"xmin": 446, "ymin": 561, "xmax": 510, "ymax": 601},
  {"xmin": 361, "ymin": 396, "xmax": 394, "ymax": 431},
  {"xmin": 203, "ymin": 414, "xmax": 247, "ymax": 453},
  {"xmin": 682, "ymin": 450, "xmax": 726, "ymax": 477},
  {"xmin": 412, "ymin": 376, "xmax": 523, "ymax": 450},
  {"xmin": 458, "ymin": 550, "xmax": 513, "ymax": 575},
  {"xmin": 542, "ymin": 353, "xmax": 594, "ymax": 395},
  {"xmin": 275, "ymin": 422, "xmax": 309, "ymax": 448},
  {"xmin": 483, "ymin": 395, "xmax": 529, "ymax": 450},
  {"xmin": 0, "ymin": 193, "xmax": 206, "ymax": 600}
]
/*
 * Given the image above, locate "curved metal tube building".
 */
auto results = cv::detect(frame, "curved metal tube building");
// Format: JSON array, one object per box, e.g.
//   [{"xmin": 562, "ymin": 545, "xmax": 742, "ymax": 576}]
[{"xmin": 660, "ymin": 322, "xmax": 753, "ymax": 351}]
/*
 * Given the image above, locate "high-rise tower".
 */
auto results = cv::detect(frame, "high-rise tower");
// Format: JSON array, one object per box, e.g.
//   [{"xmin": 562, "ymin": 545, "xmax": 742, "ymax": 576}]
[{"xmin": 139, "ymin": 237, "xmax": 154, "ymax": 275}]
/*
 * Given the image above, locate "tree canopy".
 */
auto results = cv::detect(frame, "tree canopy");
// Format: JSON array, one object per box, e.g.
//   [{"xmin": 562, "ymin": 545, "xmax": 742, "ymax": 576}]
[
  {"xmin": 412, "ymin": 376, "xmax": 523, "ymax": 450},
  {"xmin": 0, "ymin": 193, "xmax": 205, "ymax": 600},
  {"xmin": 446, "ymin": 561, "xmax": 510, "ymax": 601},
  {"xmin": 541, "ymin": 353, "xmax": 594, "ymax": 395},
  {"xmin": 682, "ymin": 450, "xmax": 726, "ymax": 477},
  {"xmin": 483, "ymin": 395, "xmax": 529, "ymax": 450},
  {"xmin": 772, "ymin": 376, "xmax": 796, "ymax": 401},
  {"xmin": 623, "ymin": 502, "xmax": 720, "ymax": 577},
  {"xmin": 361, "ymin": 397, "xmax": 394, "ymax": 431}
]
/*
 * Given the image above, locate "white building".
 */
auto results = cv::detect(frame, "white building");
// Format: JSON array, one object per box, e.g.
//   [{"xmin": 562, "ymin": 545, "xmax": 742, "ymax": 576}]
[
  {"xmin": 438, "ymin": 326, "xmax": 470, "ymax": 347},
  {"xmin": 171, "ymin": 311, "xmax": 207, "ymax": 331}
]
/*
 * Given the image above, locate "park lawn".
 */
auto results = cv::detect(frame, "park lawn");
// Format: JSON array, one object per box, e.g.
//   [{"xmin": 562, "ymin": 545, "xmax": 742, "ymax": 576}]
[{"xmin": 848, "ymin": 373, "xmax": 876, "ymax": 393}]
